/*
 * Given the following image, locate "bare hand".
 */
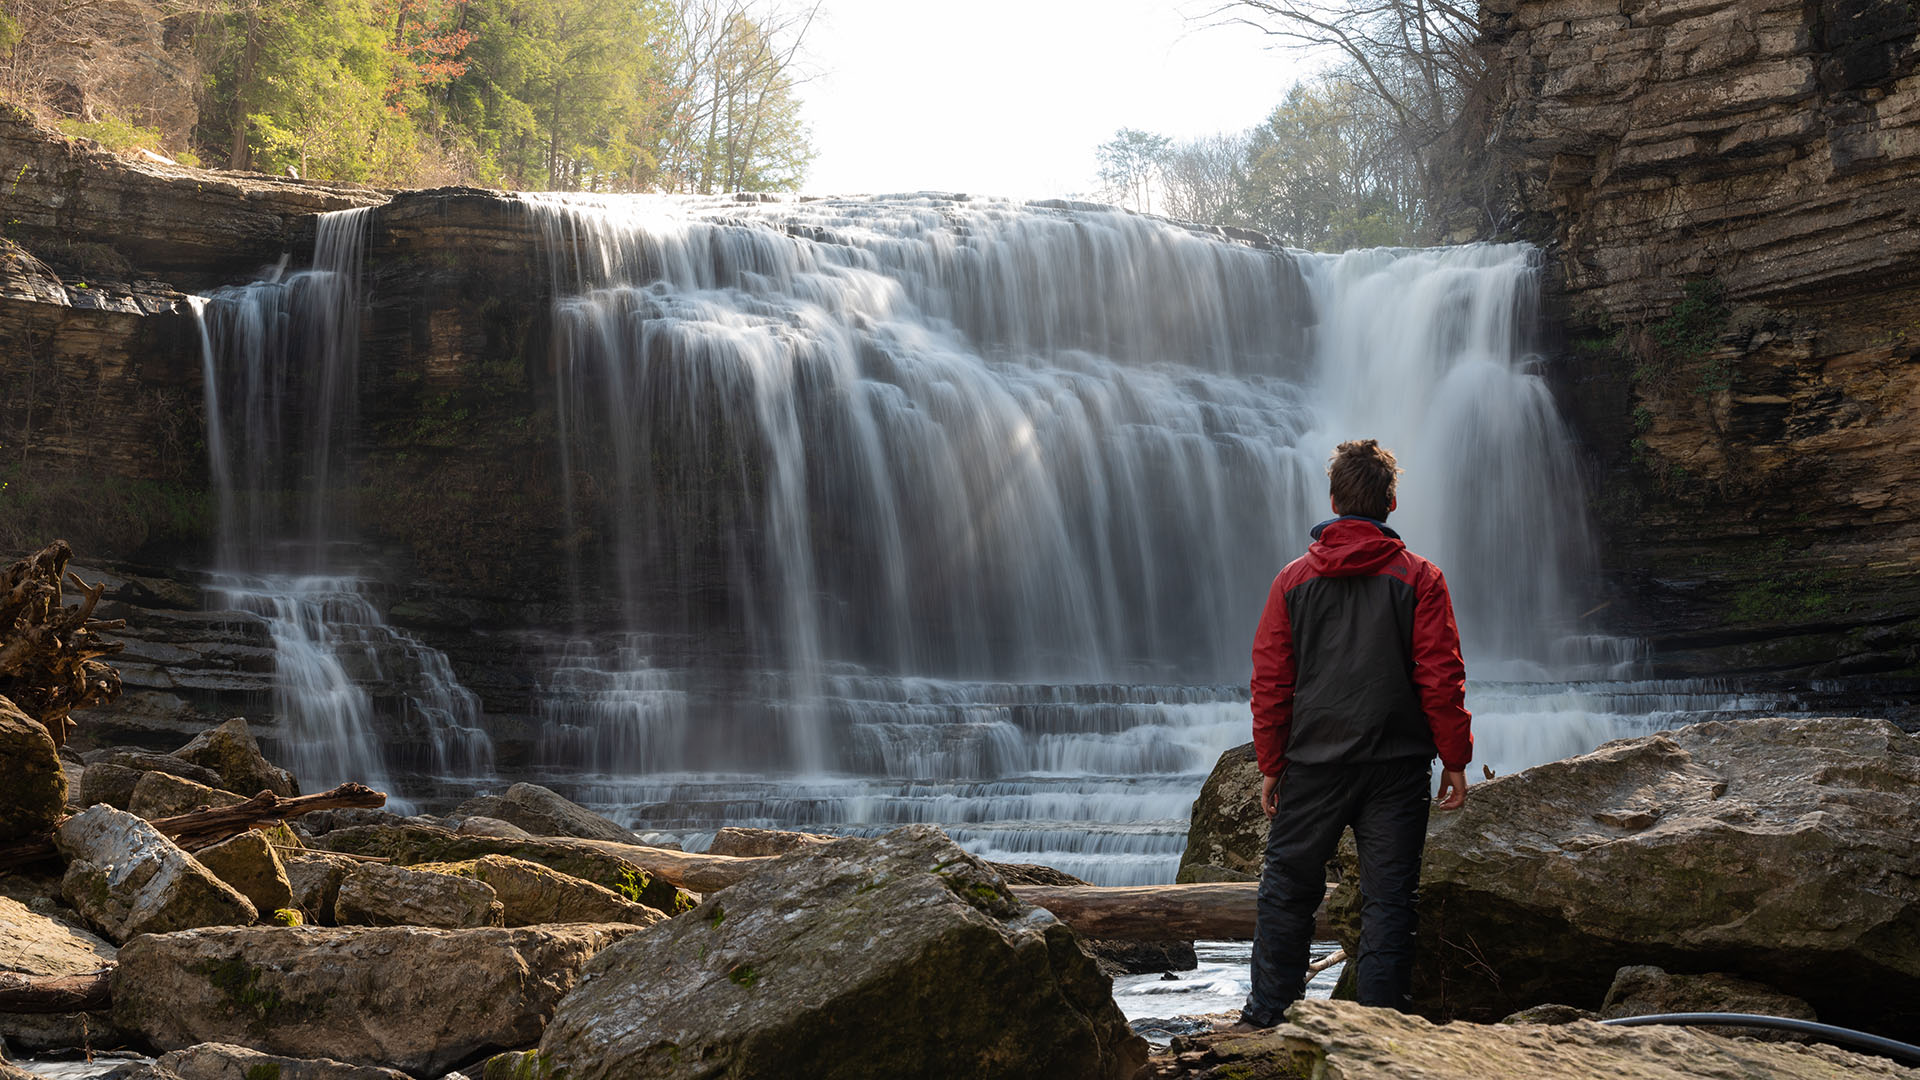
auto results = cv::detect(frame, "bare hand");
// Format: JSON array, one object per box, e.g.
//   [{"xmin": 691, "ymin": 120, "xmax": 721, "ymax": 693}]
[
  {"xmin": 1435, "ymin": 768, "xmax": 1467, "ymax": 811},
  {"xmin": 1261, "ymin": 773, "xmax": 1280, "ymax": 819}
]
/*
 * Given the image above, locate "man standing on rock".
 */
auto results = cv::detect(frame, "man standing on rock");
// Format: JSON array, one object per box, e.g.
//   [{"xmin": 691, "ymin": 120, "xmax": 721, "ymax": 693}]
[{"xmin": 1237, "ymin": 438, "xmax": 1473, "ymax": 1027}]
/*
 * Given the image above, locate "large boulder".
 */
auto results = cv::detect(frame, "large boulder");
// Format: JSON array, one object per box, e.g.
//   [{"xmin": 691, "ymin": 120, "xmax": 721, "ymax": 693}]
[
  {"xmin": 0, "ymin": 895, "xmax": 122, "ymax": 1052},
  {"xmin": 78, "ymin": 761, "xmax": 146, "ymax": 809},
  {"xmin": 193, "ymin": 831, "xmax": 294, "ymax": 916},
  {"xmin": 0, "ymin": 694, "xmax": 67, "ymax": 842},
  {"xmin": 284, "ymin": 853, "xmax": 359, "ymax": 925},
  {"xmin": 705, "ymin": 826, "xmax": 834, "ymax": 857},
  {"xmin": 316, "ymin": 823, "xmax": 695, "ymax": 916},
  {"xmin": 1328, "ymin": 717, "xmax": 1920, "ymax": 1037},
  {"xmin": 1174, "ymin": 742, "xmax": 1263, "ymax": 883},
  {"xmin": 81, "ymin": 748, "xmax": 225, "ymax": 788},
  {"xmin": 334, "ymin": 863, "xmax": 504, "ymax": 929},
  {"xmin": 453, "ymin": 784, "xmax": 637, "ymax": 844},
  {"xmin": 55, "ymin": 805, "xmax": 257, "ymax": 942},
  {"xmin": 417, "ymin": 855, "xmax": 665, "ymax": 927},
  {"xmin": 128, "ymin": 771, "xmax": 247, "ymax": 820},
  {"xmin": 538, "ymin": 824, "xmax": 1146, "ymax": 1080},
  {"xmin": 136, "ymin": 1043, "xmax": 411, "ymax": 1080},
  {"xmin": 174, "ymin": 718, "xmax": 297, "ymax": 798},
  {"xmin": 991, "ymin": 862, "xmax": 1196, "ymax": 975},
  {"xmin": 111, "ymin": 924, "xmax": 640, "ymax": 1075},
  {"xmin": 1156, "ymin": 999, "xmax": 1917, "ymax": 1079}
]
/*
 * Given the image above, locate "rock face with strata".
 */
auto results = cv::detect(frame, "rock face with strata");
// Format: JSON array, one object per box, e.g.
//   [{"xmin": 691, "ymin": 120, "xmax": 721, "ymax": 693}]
[
  {"xmin": 1327, "ymin": 717, "xmax": 1918, "ymax": 1037},
  {"xmin": 1145, "ymin": 999, "xmax": 1918, "ymax": 1080},
  {"xmin": 1175, "ymin": 742, "xmax": 1264, "ymax": 884},
  {"xmin": 539, "ymin": 824, "xmax": 1146, "ymax": 1080},
  {"xmin": 1481, "ymin": 0, "xmax": 1920, "ymax": 673},
  {"xmin": 55, "ymin": 805, "xmax": 257, "ymax": 942},
  {"xmin": 111, "ymin": 924, "xmax": 638, "ymax": 1075}
]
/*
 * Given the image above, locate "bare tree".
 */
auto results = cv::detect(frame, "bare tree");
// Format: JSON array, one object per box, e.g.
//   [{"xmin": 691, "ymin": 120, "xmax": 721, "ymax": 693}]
[
  {"xmin": 652, "ymin": 0, "xmax": 819, "ymax": 194},
  {"xmin": 1158, "ymin": 132, "xmax": 1248, "ymax": 224}
]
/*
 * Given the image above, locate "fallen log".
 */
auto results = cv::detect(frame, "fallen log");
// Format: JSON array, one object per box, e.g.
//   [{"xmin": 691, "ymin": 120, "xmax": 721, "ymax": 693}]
[
  {"xmin": 564, "ymin": 838, "xmax": 1324, "ymax": 941},
  {"xmin": 0, "ymin": 969, "xmax": 112, "ymax": 1013},
  {"xmin": 0, "ymin": 781, "xmax": 387, "ymax": 869},
  {"xmin": 1009, "ymin": 883, "xmax": 1334, "ymax": 942}
]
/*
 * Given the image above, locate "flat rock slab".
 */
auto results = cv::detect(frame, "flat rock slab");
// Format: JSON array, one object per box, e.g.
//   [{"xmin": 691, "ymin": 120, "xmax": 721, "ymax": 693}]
[
  {"xmin": 539, "ymin": 824, "xmax": 1146, "ymax": 1080},
  {"xmin": 112, "ymin": 924, "xmax": 641, "ymax": 1075},
  {"xmin": 0, "ymin": 895, "xmax": 121, "ymax": 1051},
  {"xmin": 56, "ymin": 805, "xmax": 257, "ymax": 943},
  {"xmin": 1329, "ymin": 717, "xmax": 1920, "ymax": 1036},
  {"xmin": 135, "ymin": 1042, "xmax": 412, "ymax": 1080},
  {"xmin": 1153, "ymin": 999, "xmax": 1920, "ymax": 1079}
]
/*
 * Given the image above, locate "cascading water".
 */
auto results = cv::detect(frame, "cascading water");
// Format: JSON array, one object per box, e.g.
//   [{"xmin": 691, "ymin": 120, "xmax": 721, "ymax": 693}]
[
  {"xmin": 194, "ymin": 209, "xmax": 493, "ymax": 802},
  {"xmin": 520, "ymin": 193, "xmax": 1680, "ymax": 884}
]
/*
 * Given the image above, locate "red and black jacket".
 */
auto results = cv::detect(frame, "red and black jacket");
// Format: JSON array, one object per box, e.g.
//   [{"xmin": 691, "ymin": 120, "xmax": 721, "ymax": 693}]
[{"xmin": 1250, "ymin": 516, "xmax": 1472, "ymax": 777}]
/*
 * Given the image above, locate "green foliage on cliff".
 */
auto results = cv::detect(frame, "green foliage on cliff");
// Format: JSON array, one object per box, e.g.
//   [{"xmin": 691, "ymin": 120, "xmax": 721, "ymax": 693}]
[{"xmin": 3, "ymin": 0, "xmax": 816, "ymax": 192}]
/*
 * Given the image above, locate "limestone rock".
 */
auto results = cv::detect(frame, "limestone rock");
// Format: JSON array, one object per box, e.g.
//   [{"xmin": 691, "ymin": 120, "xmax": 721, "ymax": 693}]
[
  {"xmin": 418, "ymin": 855, "xmax": 664, "ymax": 927},
  {"xmin": 1174, "ymin": 742, "xmax": 1263, "ymax": 884},
  {"xmin": 455, "ymin": 815, "xmax": 533, "ymax": 839},
  {"xmin": 991, "ymin": 862, "xmax": 1196, "ymax": 975},
  {"xmin": 0, "ymin": 694, "xmax": 67, "ymax": 842},
  {"xmin": 55, "ymin": 805, "xmax": 257, "ymax": 942},
  {"xmin": 334, "ymin": 862, "xmax": 504, "ymax": 929},
  {"xmin": 128, "ymin": 771, "xmax": 247, "ymax": 820},
  {"xmin": 317, "ymin": 824, "xmax": 695, "ymax": 916},
  {"xmin": 81, "ymin": 748, "xmax": 225, "ymax": 789},
  {"xmin": 1152, "ymin": 999, "xmax": 1918, "ymax": 1079},
  {"xmin": 1327, "ymin": 717, "xmax": 1920, "ymax": 1036},
  {"xmin": 111, "ymin": 924, "xmax": 639, "ymax": 1075},
  {"xmin": 1601, "ymin": 965, "xmax": 1817, "ymax": 1034},
  {"xmin": 0, "ymin": 895, "xmax": 121, "ymax": 1052},
  {"xmin": 141, "ymin": 1043, "xmax": 412, "ymax": 1080},
  {"xmin": 193, "ymin": 831, "xmax": 294, "ymax": 916},
  {"xmin": 284, "ymin": 852, "xmax": 359, "ymax": 925},
  {"xmin": 453, "ymin": 784, "xmax": 635, "ymax": 844},
  {"xmin": 1500, "ymin": 1004, "xmax": 1599, "ymax": 1025},
  {"xmin": 705, "ymin": 826, "xmax": 833, "ymax": 857},
  {"xmin": 79, "ymin": 762, "xmax": 147, "ymax": 809},
  {"xmin": 538, "ymin": 824, "xmax": 1147, "ymax": 1080},
  {"xmin": 174, "ymin": 718, "xmax": 297, "ymax": 798}
]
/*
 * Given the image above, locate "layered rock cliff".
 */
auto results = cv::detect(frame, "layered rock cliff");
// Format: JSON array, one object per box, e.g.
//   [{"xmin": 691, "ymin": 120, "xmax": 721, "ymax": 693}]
[{"xmin": 1483, "ymin": 0, "xmax": 1920, "ymax": 674}]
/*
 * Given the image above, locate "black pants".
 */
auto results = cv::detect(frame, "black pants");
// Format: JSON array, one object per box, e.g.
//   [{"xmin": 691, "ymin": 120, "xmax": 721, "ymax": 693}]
[{"xmin": 1241, "ymin": 757, "xmax": 1431, "ymax": 1025}]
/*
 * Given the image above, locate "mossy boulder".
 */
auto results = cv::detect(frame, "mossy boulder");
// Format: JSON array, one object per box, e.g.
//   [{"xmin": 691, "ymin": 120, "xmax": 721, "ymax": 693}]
[
  {"xmin": 1327, "ymin": 718, "xmax": 1920, "ymax": 1038},
  {"xmin": 414, "ymin": 855, "xmax": 664, "ymax": 927},
  {"xmin": 193, "ymin": 831, "xmax": 294, "ymax": 915},
  {"xmin": 538, "ymin": 824, "xmax": 1146, "ymax": 1080},
  {"xmin": 55, "ymin": 805, "xmax": 257, "ymax": 943},
  {"xmin": 0, "ymin": 694, "xmax": 67, "ymax": 842},
  {"xmin": 317, "ymin": 824, "xmax": 695, "ymax": 916},
  {"xmin": 175, "ymin": 718, "xmax": 297, "ymax": 798},
  {"xmin": 129, "ymin": 770, "xmax": 248, "ymax": 820},
  {"xmin": 111, "ymin": 924, "xmax": 641, "ymax": 1075},
  {"xmin": 1174, "ymin": 742, "xmax": 1264, "ymax": 884},
  {"xmin": 334, "ymin": 862, "xmax": 504, "ymax": 929}
]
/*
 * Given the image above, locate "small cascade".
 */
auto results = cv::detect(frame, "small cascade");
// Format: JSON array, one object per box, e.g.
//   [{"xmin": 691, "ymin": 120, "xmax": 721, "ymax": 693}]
[{"xmin": 194, "ymin": 208, "xmax": 493, "ymax": 800}]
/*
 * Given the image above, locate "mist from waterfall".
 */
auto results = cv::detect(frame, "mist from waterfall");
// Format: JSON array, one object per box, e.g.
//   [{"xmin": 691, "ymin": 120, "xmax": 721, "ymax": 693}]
[{"xmin": 194, "ymin": 209, "xmax": 492, "ymax": 801}]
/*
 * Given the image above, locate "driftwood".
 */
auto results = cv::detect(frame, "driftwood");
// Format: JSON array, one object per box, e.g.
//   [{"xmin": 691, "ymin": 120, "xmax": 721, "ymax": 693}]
[
  {"xmin": 563, "ymin": 838, "xmax": 1325, "ymax": 941},
  {"xmin": 0, "ymin": 540, "xmax": 125, "ymax": 747},
  {"xmin": 0, "ymin": 781, "xmax": 387, "ymax": 868},
  {"xmin": 0, "ymin": 970, "xmax": 112, "ymax": 1013}
]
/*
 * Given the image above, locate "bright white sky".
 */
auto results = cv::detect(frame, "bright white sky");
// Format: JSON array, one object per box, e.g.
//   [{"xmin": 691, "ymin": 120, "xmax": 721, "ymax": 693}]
[{"xmin": 793, "ymin": 1, "xmax": 1314, "ymax": 199}]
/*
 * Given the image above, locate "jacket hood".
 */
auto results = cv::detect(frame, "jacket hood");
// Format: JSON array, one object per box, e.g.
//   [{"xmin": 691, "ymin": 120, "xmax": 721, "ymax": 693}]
[{"xmin": 1305, "ymin": 516, "xmax": 1406, "ymax": 577}]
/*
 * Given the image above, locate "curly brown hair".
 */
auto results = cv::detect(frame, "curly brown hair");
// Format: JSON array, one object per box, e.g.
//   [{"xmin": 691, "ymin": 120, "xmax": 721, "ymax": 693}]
[{"xmin": 1328, "ymin": 439, "xmax": 1400, "ymax": 520}]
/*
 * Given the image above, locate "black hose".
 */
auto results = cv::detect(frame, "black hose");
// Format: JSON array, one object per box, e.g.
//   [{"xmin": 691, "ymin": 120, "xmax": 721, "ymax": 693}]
[{"xmin": 1599, "ymin": 1012, "xmax": 1920, "ymax": 1065}]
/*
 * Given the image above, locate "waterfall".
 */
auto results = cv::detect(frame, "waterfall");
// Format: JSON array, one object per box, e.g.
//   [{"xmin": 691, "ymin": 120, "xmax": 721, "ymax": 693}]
[
  {"xmin": 194, "ymin": 208, "xmax": 493, "ymax": 802},
  {"xmin": 514, "ymin": 193, "xmax": 1675, "ymax": 881}
]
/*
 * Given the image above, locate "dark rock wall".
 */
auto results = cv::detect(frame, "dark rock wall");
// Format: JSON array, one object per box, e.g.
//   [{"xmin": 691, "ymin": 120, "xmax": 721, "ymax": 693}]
[{"xmin": 1484, "ymin": 0, "xmax": 1920, "ymax": 674}]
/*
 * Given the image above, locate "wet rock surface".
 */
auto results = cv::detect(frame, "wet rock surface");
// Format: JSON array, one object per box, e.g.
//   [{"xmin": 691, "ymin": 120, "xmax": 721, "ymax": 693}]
[
  {"xmin": 55, "ymin": 805, "xmax": 257, "ymax": 942},
  {"xmin": 110, "ymin": 924, "xmax": 639, "ymax": 1075},
  {"xmin": 1328, "ymin": 717, "xmax": 1920, "ymax": 1036},
  {"xmin": 1174, "ymin": 742, "xmax": 1263, "ymax": 884},
  {"xmin": 538, "ymin": 824, "xmax": 1146, "ymax": 1080},
  {"xmin": 1143, "ymin": 999, "xmax": 1919, "ymax": 1079}
]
